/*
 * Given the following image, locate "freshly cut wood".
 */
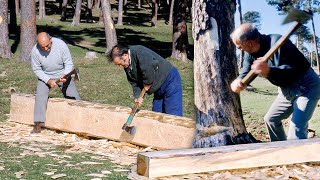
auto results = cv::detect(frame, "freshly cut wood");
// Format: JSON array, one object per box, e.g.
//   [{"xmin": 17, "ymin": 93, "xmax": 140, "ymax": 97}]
[
  {"xmin": 9, "ymin": 93, "xmax": 196, "ymax": 149},
  {"xmin": 137, "ymin": 138, "xmax": 320, "ymax": 177}
]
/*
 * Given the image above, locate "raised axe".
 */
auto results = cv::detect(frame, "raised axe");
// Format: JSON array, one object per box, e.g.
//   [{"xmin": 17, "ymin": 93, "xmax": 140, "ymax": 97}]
[
  {"xmin": 241, "ymin": 9, "xmax": 312, "ymax": 85},
  {"xmin": 54, "ymin": 67, "xmax": 80, "ymax": 84},
  {"xmin": 122, "ymin": 88, "xmax": 147, "ymax": 135}
]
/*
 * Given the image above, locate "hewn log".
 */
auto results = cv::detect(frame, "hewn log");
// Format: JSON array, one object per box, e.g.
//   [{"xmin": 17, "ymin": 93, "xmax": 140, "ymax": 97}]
[
  {"xmin": 10, "ymin": 93, "xmax": 196, "ymax": 149},
  {"xmin": 137, "ymin": 138, "xmax": 320, "ymax": 178}
]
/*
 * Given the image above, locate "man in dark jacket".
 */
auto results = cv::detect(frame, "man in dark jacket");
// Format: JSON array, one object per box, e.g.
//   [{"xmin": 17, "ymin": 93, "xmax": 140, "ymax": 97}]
[
  {"xmin": 109, "ymin": 45, "xmax": 183, "ymax": 116},
  {"xmin": 230, "ymin": 23, "xmax": 320, "ymax": 141}
]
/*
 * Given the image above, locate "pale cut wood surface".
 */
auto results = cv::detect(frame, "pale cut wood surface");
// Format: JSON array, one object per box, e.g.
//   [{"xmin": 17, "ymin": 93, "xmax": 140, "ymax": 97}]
[
  {"xmin": 137, "ymin": 138, "xmax": 320, "ymax": 177},
  {"xmin": 9, "ymin": 93, "xmax": 196, "ymax": 149}
]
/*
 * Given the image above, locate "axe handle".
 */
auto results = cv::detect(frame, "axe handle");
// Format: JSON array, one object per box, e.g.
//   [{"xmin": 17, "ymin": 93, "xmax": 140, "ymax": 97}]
[
  {"xmin": 54, "ymin": 68, "xmax": 77, "ymax": 84},
  {"xmin": 130, "ymin": 88, "xmax": 147, "ymax": 116},
  {"xmin": 241, "ymin": 21, "xmax": 301, "ymax": 85}
]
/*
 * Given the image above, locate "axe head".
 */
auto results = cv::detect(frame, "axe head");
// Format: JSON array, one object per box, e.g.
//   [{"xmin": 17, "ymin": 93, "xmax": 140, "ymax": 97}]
[
  {"xmin": 74, "ymin": 67, "xmax": 80, "ymax": 82},
  {"xmin": 282, "ymin": 8, "xmax": 312, "ymax": 25}
]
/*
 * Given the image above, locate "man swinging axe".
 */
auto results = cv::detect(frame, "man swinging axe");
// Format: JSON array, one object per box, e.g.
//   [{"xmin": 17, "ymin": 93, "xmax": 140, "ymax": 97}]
[
  {"xmin": 230, "ymin": 9, "xmax": 320, "ymax": 141},
  {"xmin": 31, "ymin": 32, "xmax": 81, "ymax": 133}
]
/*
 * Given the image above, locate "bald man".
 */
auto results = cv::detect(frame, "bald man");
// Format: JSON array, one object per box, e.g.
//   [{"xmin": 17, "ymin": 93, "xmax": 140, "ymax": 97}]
[
  {"xmin": 31, "ymin": 32, "xmax": 80, "ymax": 133},
  {"xmin": 230, "ymin": 23, "xmax": 320, "ymax": 141}
]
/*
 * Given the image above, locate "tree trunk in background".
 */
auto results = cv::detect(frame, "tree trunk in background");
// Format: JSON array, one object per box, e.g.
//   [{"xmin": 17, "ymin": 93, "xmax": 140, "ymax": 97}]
[
  {"xmin": 8, "ymin": 0, "xmax": 18, "ymax": 33},
  {"xmin": 168, "ymin": 0, "xmax": 174, "ymax": 25},
  {"xmin": 15, "ymin": 0, "xmax": 20, "ymax": 15},
  {"xmin": 71, "ymin": 0, "xmax": 82, "ymax": 26},
  {"xmin": 20, "ymin": 0, "xmax": 36, "ymax": 62},
  {"xmin": 117, "ymin": 0, "xmax": 124, "ymax": 25},
  {"xmin": 171, "ymin": 0, "xmax": 189, "ymax": 61},
  {"xmin": 237, "ymin": 0, "xmax": 244, "ymax": 69},
  {"xmin": 101, "ymin": 0, "xmax": 117, "ymax": 54},
  {"xmin": 137, "ymin": 0, "xmax": 141, "ymax": 8},
  {"xmin": 308, "ymin": 0, "xmax": 319, "ymax": 74},
  {"xmin": 151, "ymin": 0, "xmax": 158, "ymax": 27},
  {"xmin": 0, "ymin": 0, "xmax": 12, "ymax": 58},
  {"xmin": 86, "ymin": 0, "xmax": 93, "ymax": 22},
  {"xmin": 38, "ymin": 0, "xmax": 46, "ymax": 19},
  {"xmin": 192, "ymin": 0, "xmax": 257, "ymax": 148},
  {"xmin": 60, "ymin": 0, "xmax": 68, "ymax": 21}
]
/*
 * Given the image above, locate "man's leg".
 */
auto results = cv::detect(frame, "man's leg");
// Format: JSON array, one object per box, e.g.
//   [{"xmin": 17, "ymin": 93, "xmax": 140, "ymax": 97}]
[
  {"xmin": 60, "ymin": 77, "xmax": 80, "ymax": 100},
  {"xmin": 33, "ymin": 80, "xmax": 50, "ymax": 133},
  {"xmin": 264, "ymin": 90, "xmax": 293, "ymax": 141},
  {"xmin": 162, "ymin": 67, "xmax": 183, "ymax": 116},
  {"xmin": 288, "ymin": 81, "xmax": 320, "ymax": 140},
  {"xmin": 152, "ymin": 96, "xmax": 164, "ymax": 113}
]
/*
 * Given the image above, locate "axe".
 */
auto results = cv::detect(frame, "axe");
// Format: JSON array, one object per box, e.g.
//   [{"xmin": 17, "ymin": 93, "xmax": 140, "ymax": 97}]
[
  {"xmin": 55, "ymin": 67, "xmax": 80, "ymax": 84},
  {"xmin": 241, "ymin": 9, "xmax": 312, "ymax": 85},
  {"xmin": 122, "ymin": 88, "xmax": 147, "ymax": 135}
]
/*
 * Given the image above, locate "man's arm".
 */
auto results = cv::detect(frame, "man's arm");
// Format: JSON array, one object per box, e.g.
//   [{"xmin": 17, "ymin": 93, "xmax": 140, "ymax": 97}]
[{"xmin": 31, "ymin": 50, "xmax": 50, "ymax": 83}]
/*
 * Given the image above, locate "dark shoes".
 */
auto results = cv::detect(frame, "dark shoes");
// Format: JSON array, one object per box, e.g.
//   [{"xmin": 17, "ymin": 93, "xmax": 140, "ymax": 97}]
[{"xmin": 31, "ymin": 122, "xmax": 45, "ymax": 134}]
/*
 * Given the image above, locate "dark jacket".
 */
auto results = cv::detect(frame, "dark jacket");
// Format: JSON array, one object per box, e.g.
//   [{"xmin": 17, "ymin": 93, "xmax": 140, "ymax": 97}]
[
  {"xmin": 239, "ymin": 34, "xmax": 310, "ymax": 87},
  {"xmin": 124, "ymin": 45, "xmax": 173, "ymax": 98}
]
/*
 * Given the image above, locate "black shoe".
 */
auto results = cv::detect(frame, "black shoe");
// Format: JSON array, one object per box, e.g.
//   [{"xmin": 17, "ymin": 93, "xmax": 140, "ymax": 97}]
[{"xmin": 31, "ymin": 122, "xmax": 45, "ymax": 133}]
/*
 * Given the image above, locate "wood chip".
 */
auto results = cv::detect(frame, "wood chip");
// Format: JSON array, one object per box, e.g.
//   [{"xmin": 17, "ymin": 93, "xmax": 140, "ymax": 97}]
[
  {"xmin": 113, "ymin": 169, "xmax": 130, "ymax": 172},
  {"xmin": 101, "ymin": 170, "xmax": 112, "ymax": 174},
  {"xmin": 80, "ymin": 161, "xmax": 103, "ymax": 165},
  {"xmin": 0, "ymin": 166, "xmax": 4, "ymax": 170},
  {"xmin": 15, "ymin": 171, "xmax": 24, "ymax": 178},
  {"xmin": 86, "ymin": 173, "xmax": 106, "ymax": 178},
  {"xmin": 44, "ymin": 172, "xmax": 55, "ymax": 176},
  {"xmin": 51, "ymin": 174, "xmax": 67, "ymax": 179}
]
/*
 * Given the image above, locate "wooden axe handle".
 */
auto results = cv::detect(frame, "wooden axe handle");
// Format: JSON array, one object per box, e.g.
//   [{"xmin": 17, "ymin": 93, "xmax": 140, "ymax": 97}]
[
  {"xmin": 241, "ymin": 21, "xmax": 300, "ymax": 85},
  {"xmin": 54, "ymin": 68, "xmax": 78, "ymax": 84},
  {"xmin": 130, "ymin": 88, "xmax": 147, "ymax": 116}
]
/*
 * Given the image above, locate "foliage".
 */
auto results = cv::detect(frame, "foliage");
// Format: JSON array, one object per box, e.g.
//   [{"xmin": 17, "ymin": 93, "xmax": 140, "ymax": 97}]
[{"xmin": 243, "ymin": 11, "xmax": 262, "ymax": 29}]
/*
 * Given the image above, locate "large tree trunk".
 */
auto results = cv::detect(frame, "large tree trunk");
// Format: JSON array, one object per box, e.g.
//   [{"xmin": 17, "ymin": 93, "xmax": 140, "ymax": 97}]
[
  {"xmin": 137, "ymin": 0, "xmax": 141, "ymax": 8},
  {"xmin": 60, "ymin": 0, "xmax": 68, "ymax": 21},
  {"xmin": 171, "ymin": 0, "xmax": 189, "ymax": 61},
  {"xmin": 151, "ymin": 0, "xmax": 158, "ymax": 27},
  {"xmin": 38, "ymin": 0, "xmax": 46, "ymax": 19},
  {"xmin": 192, "ymin": 0, "xmax": 257, "ymax": 148},
  {"xmin": 71, "ymin": 0, "xmax": 82, "ymax": 26},
  {"xmin": 101, "ymin": 0, "xmax": 117, "ymax": 54},
  {"xmin": 168, "ymin": 0, "xmax": 174, "ymax": 25},
  {"xmin": 117, "ymin": 0, "xmax": 124, "ymax": 25},
  {"xmin": 237, "ymin": 0, "xmax": 244, "ymax": 69},
  {"xmin": 19, "ymin": 0, "xmax": 36, "ymax": 62},
  {"xmin": 15, "ymin": 0, "xmax": 20, "ymax": 15},
  {"xmin": 0, "ymin": 0, "xmax": 12, "ymax": 58},
  {"xmin": 8, "ymin": 0, "xmax": 18, "ymax": 33}
]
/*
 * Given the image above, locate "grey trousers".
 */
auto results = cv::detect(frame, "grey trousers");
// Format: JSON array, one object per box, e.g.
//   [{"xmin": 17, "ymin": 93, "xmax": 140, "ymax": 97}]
[
  {"xmin": 34, "ymin": 77, "xmax": 80, "ymax": 123},
  {"xmin": 264, "ymin": 68, "xmax": 320, "ymax": 141}
]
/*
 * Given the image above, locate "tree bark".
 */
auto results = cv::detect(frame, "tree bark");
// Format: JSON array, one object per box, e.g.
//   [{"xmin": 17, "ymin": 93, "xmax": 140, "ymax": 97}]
[
  {"xmin": 117, "ymin": 0, "xmax": 124, "ymax": 25},
  {"xmin": 15, "ymin": 0, "xmax": 20, "ymax": 15},
  {"xmin": 168, "ymin": 0, "xmax": 174, "ymax": 25},
  {"xmin": 137, "ymin": 0, "xmax": 141, "ymax": 8},
  {"xmin": 86, "ymin": 0, "xmax": 93, "ymax": 22},
  {"xmin": 171, "ymin": 0, "xmax": 189, "ymax": 61},
  {"xmin": 192, "ymin": 0, "xmax": 257, "ymax": 148},
  {"xmin": 20, "ymin": 0, "xmax": 36, "ymax": 62},
  {"xmin": 0, "ymin": 0, "xmax": 12, "ymax": 58},
  {"xmin": 101, "ymin": 0, "xmax": 117, "ymax": 54},
  {"xmin": 151, "ymin": 0, "xmax": 158, "ymax": 27},
  {"xmin": 38, "ymin": 0, "xmax": 46, "ymax": 19},
  {"xmin": 71, "ymin": 0, "xmax": 82, "ymax": 26},
  {"xmin": 237, "ymin": 0, "xmax": 244, "ymax": 69}
]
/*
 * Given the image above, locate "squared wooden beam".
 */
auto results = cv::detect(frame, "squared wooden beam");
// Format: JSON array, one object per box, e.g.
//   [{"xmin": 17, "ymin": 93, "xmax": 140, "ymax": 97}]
[{"xmin": 137, "ymin": 138, "xmax": 320, "ymax": 177}]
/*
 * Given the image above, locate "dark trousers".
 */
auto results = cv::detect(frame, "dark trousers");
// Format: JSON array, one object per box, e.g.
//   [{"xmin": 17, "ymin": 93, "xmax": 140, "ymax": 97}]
[{"xmin": 152, "ymin": 67, "xmax": 183, "ymax": 116}]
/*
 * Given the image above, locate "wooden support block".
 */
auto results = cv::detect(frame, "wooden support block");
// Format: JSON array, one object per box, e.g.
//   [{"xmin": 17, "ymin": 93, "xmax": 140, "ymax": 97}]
[
  {"xmin": 9, "ymin": 93, "xmax": 196, "ymax": 149},
  {"xmin": 137, "ymin": 138, "xmax": 320, "ymax": 177}
]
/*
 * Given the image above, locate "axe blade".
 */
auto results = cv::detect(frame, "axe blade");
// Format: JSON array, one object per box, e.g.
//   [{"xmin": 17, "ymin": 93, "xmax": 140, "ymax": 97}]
[
  {"xmin": 74, "ymin": 67, "xmax": 80, "ymax": 82},
  {"xmin": 282, "ymin": 8, "xmax": 312, "ymax": 25}
]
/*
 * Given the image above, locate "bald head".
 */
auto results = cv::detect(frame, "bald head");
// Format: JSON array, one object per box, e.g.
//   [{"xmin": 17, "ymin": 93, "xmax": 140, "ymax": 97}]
[
  {"xmin": 230, "ymin": 23, "xmax": 260, "ymax": 44},
  {"xmin": 37, "ymin": 32, "xmax": 52, "ymax": 52}
]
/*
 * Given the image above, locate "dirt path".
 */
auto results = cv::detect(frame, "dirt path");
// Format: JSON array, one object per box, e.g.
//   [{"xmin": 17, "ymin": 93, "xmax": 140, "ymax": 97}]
[{"xmin": 0, "ymin": 122, "xmax": 319, "ymax": 180}]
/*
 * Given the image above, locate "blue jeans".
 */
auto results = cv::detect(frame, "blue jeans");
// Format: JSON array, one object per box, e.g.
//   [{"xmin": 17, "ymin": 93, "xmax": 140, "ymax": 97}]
[
  {"xmin": 152, "ymin": 67, "xmax": 183, "ymax": 116},
  {"xmin": 264, "ymin": 68, "xmax": 320, "ymax": 141}
]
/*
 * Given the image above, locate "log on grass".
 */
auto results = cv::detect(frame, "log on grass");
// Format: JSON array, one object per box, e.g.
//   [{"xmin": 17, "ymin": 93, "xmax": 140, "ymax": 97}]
[{"xmin": 9, "ymin": 93, "xmax": 196, "ymax": 149}]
